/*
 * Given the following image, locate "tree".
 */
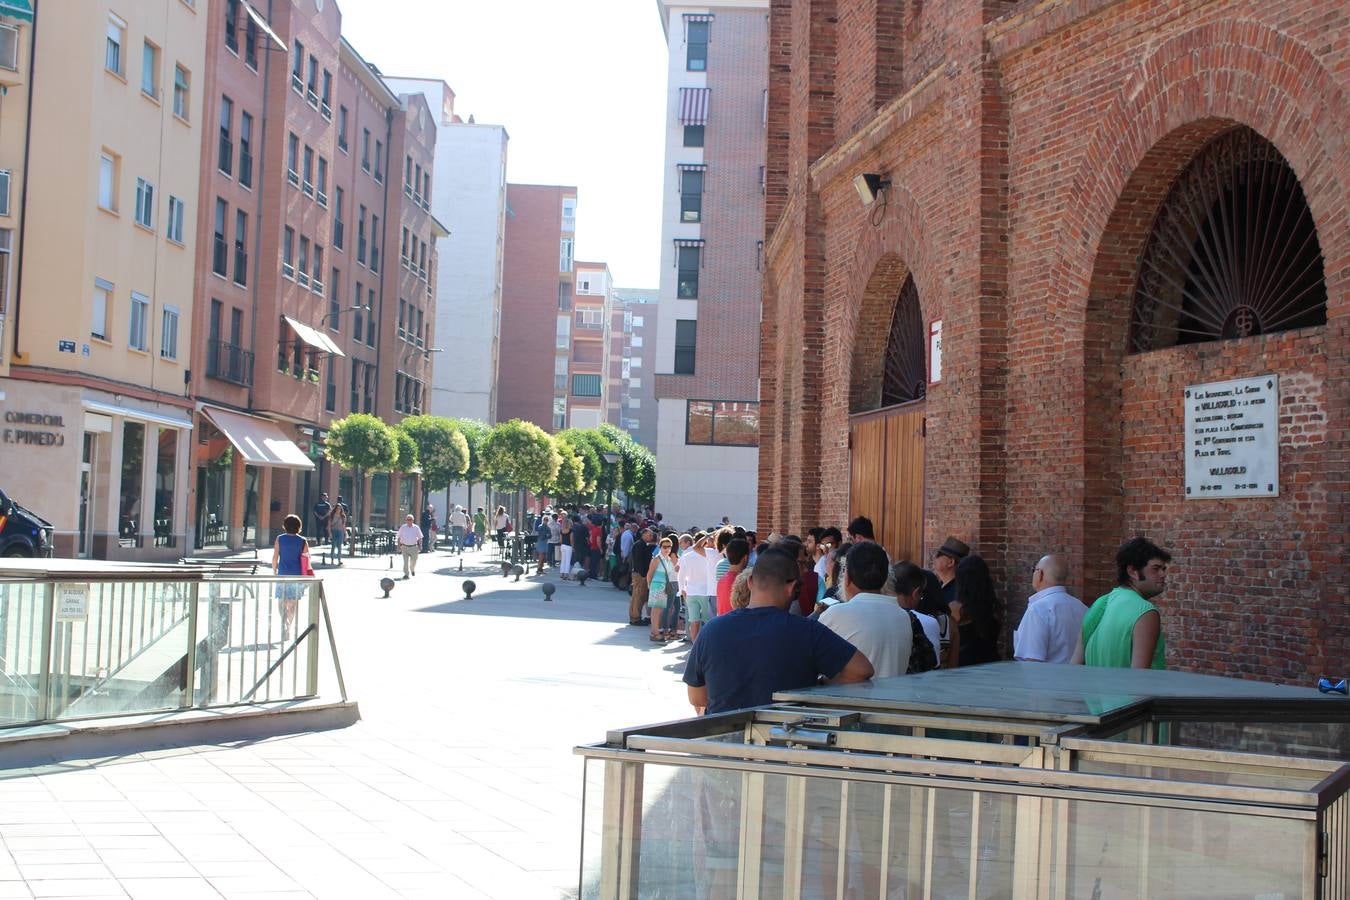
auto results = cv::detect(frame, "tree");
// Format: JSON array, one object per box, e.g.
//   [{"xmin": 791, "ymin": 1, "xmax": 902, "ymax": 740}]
[
  {"xmin": 482, "ymin": 420, "xmax": 561, "ymax": 521},
  {"xmin": 390, "ymin": 428, "xmax": 419, "ymax": 474},
  {"xmin": 398, "ymin": 416, "xmax": 468, "ymax": 496},
  {"xmin": 547, "ymin": 437, "xmax": 585, "ymax": 500},
  {"xmin": 448, "ymin": 417, "xmax": 490, "ymax": 514},
  {"xmin": 556, "ymin": 427, "xmax": 609, "ymax": 498},
  {"xmin": 597, "ymin": 423, "xmax": 656, "ymax": 508},
  {"xmin": 326, "ymin": 414, "xmax": 398, "ymax": 530}
]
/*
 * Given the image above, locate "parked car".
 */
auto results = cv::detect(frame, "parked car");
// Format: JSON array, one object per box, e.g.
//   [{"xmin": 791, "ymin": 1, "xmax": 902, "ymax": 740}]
[{"xmin": 0, "ymin": 488, "xmax": 52, "ymax": 557}]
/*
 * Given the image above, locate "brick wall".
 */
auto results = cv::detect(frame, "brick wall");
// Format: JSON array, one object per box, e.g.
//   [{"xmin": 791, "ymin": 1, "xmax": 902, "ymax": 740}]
[{"xmin": 763, "ymin": 0, "xmax": 1349, "ymax": 681}]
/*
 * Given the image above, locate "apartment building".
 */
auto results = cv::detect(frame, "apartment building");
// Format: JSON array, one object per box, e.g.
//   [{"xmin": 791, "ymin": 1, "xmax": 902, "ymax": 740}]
[
  {"xmin": 497, "ymin": 183, "xmax": 577, "ymax": 432},
  {"xmin": 383, "ymin": 77, "xmax": 507, "ymax": 430},
  {"xmin": 653, "ymin": 0, "xmax": 766, "ymax": 526},
  {"xmin": 0, "ymin": 1, "xmax": 206, "ymax": 560},
  {"xmin": 610, "ymin": 287, "xmax": 658, "ymax": 449},
  {"xmin": 568, "ymin": 262, "xmax": 611, "ymax": 429}
]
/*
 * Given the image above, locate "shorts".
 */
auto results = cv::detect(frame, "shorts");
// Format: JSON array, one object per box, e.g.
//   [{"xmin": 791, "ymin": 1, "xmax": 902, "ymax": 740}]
[{"xmin": 685, "ymin": 595, "xmax": 713, "ymax": 623}]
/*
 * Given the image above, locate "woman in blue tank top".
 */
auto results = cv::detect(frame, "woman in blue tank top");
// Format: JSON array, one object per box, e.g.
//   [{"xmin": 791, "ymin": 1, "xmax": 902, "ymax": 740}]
[{"xmin": 272, "ymin": 514, "xmax": 310, "ymax": 641}]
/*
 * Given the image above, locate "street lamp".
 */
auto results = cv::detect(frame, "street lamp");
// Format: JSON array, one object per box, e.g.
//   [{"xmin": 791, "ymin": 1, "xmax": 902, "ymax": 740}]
[
  {"xmin": 320, "ymin": 304, "xmax": 370, "ymax": 328},
  {"xmin": 602, "ymin": 450, "xmax": 620, "ymax": 515}
]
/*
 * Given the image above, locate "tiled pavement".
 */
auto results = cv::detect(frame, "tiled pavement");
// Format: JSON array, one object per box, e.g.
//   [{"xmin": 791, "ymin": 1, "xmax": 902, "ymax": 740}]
[{"xmin": 0, "ymin": 546, "xmax": 691, "ymax": 898}]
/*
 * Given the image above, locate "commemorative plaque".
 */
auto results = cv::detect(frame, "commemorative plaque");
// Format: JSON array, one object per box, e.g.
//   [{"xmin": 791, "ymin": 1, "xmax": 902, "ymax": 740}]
[{"xmin": 1184, "ymin": 375, "xmax": 1279, "ymax": 499}]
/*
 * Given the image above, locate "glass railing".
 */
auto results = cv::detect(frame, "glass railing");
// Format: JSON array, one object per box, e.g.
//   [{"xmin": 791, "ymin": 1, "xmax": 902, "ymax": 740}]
[{"xmin": 0, "ymin": 561, "xmax": 346, "ymax": 727}]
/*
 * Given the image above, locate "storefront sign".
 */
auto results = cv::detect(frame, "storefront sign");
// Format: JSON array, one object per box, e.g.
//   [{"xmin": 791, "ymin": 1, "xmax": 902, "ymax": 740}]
[
  {"xmin": 1184, "ymin": 375, "xmax": 1279, "ymax": 499},
  {"xmin": 928, "ymin": 320, "xmax": 943, "ymax": 385},
  {"xmin": 55, "ymin": 584, "xmax": 89, "ymax": 621},
  {"xmin": 2, "ymin": 411, "xmax": 66, "ymax": 447}
]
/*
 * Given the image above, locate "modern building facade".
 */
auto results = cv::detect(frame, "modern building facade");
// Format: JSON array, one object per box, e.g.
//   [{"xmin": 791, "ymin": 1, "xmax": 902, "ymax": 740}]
[
  {"xmin": 497, "ymin": 183, "xmax": 576, "ymax": 432},
  {"xmin": 383, "ymin": 77, "xmax": 507, "ymax": 431},
  {"xmin": 610, "ymin": 287, "xmax": 658, "ymax": 449},
  {"xmin": 653, "ymin": 0, "xmax": 766, "ymax": 528},
  {"xmin": 0, "ymin": 0, "xmax": 205, "ymax": 560},
  {"xmin": 567, "ymin": 261, "xmax": 611, "ymax": 429},
  {"xmin": 760, "ymin": 0, "xmax": 1348, "ymax": 681}
]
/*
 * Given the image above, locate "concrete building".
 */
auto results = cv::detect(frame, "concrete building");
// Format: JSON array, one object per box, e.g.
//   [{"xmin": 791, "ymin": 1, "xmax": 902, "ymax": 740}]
[
  {"xmin": 568, "ymin": 261, "xmax": 611, "ymax": 429},
  {"xmin": 652, "ymin": 0, "xmax": 766, "ymax": 528},
  {"xmin": 760, "ymin": 0, "xmax": 1348, "ymax": 681},
  {"xmin": 497, "ymin": 183, "xmax": 576, "ymax": 432},
  {"xmin": 383, "ymin": 77, "xmax": 507, "ymax": 431},
  {"xmin": 610, "ymin": 287, "xmax": 658, "ymax": 449},
  {"xmin": 0, "ymin": 1, "xmax": 205, "ymax": 559}
]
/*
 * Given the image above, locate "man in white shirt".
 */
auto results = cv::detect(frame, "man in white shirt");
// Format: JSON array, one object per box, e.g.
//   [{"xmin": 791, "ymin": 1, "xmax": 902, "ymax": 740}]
[
  {"xmin": 396, "ymin": 514, "xmax": 423, "ymax": 579},
  {"xmin": 1014, "ymin": 554, "xmax": 1086, "ymax": 663},
  {"xmin": 448, "ymin": 505, "xmax": 469, "ymax": 554},
  {"xmin": 678, "ymin": 533, "xmax": 713, "ymax": 641},
  {"xmin": 820, "ymin": 542, "xmax": 913, "ymax": 678}
]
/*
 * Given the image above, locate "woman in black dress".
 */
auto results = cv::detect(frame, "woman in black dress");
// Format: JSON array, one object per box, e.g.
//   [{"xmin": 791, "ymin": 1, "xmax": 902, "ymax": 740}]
[{"xmin": 950, "ymin": 554, "xmax": 1002, "ymax": 666}]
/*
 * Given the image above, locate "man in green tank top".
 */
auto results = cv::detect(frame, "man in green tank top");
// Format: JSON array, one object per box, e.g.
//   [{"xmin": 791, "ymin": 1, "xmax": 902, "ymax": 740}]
[{"xmin": 1074, "ymin": 537, "xmax": 1172, "ymax": 669}]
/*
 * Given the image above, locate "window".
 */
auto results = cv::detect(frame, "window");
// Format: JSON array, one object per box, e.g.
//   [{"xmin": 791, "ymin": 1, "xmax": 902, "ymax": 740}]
[
  {"xmin": 286, "ymin": 133, "xmax": 299, "ymax": 185},
  {"xmin": 369, "ymin": 215, "xmax": 379, "ymax": 272},
  {"xmin": 160, "ymin": 306, "xmax": 179, "ymax": 360},
  {"xmin": 361, "ymin": 128, "xmax": 370, "ymax": 171},
  {"xmin": 290, "ymin": 40, "xmax": 303, "ymax": 92},
  {"xmin": 172, "ymin": 65, "xmax": 190, "ymax": 119},
  {"xmin": 686, "ymin": 400, "xmax": 759, "ymax": 447},
  {"xmin": 98, "ymin": 152, "xmax": 118, "ymax": 212},
  {"xmin": 333, "ymin": 187, "xmax": 344, "ymax": 248},
  {"xmin": 353, "ymin": 283, "xmax": 363, "ymax": 337},
  {"xmin": 106, "ymin": 16, "xmax": 125, "ymax": 76},
  {"xmin": 154, "ymin": 427, "xmax": 178, "ymax": 548},
  {"xmin": 683, "ymin": 125, "xmax": 704, "ymax": 148},
  {"xmin": 575, "ymin": 308, "xmax": 604, "ymax": 329},
  {"xmin": 572, "ymin": 374, "xmax": 602, "ymax": 397},
  {"xmin": 629, "ymin": 356, "xmax": 643, "ymax": 369},
  {"xmin": 555, "ymin": 315, "xmax": 570, "ymax": 349},
  {"xmin": 631, "ymin": 335, "xmax": 643, "ymax": 348},
  {"xmin": 397, "ymin": 298, "xmax": 406, "ymax": 337},
  {"xmin": 281, "ymin": 226, "xmax": 294, "ymax": 278},
  {"xmin": 141, "ymin": 41, "xmax": 160, "ymax": 98},
  {"xmin": 129, "ymin": 292, "xmax": 150, "ymax": 351},
  {"xmin": 350, "ymin": 362, "xmax": 360, "ymax": 413},
  {"xmin": 92, "ymin": 278, "xmax": 113, "ymax": 341},
  {"xmin": 212, "ymin": 199, "xmax": 227, "ymax": 275},
  {"xmin": 366, "ymin": 289, "xmax": 376, "ymax": 345},
  {"xmin": 224, "ymin": 0, "xmax": 239, "ymax": 53},
  {"xmin": 118, "ymin": 422, "xmax": 144, "ymax": 546},
  {"xmin": 337, "ymin": 106, "xmax": 348, "ymax": 151},
  {"xmin": 680, "ymin": 168, "xmax": 704, "ymax": 223},
  {"xmin": 686, "ymin": 19, "xmax": 709, "ymax": 71},
  {"xmin": 674, "ymin": 319, "xmax": 696, "ymax": 374},
  {"xmin": 134, "ymin": 178, "xmax": 155, "ymax": 229},
  {"xmin": 400, "ymin": 226, "xmax": 409, "ymax": 264},
  {"xmin": 357, "ymin": 206, "xmax": 366, "ymax": 263},
  {"xmin": 243, "ymin": 12, "xmax": 257, "ymax": 69},
  {"xmin": 328, "ymin": 268, "xmax": 340, "ymax": 332},
  {"xmin": 302, "ymin": 145, "xmax": 314, "ymax": 195},
  {"xmin": 562, "ymin": 197, "xmax": 576, "ymax": 232},
  {"xmin": 325, "ymin": 357, "xmax": 336, "ymax": 412},
  {"xmin": 306, "ymin": 54, "xmax": 318, "ymax": 103},
  {"xmin": 374, "ymin": 140, "xmax": 383, "ymax": 182},
  {"xmin": 554, "ymin": 355, "xmax": 568, "ymax": 391},
  {"xmin": 560, "ymin": 238, "xmax": 574, "ymax": 273},
  {"xmin": 166, "ymin": 195, "xmax": 185, "ymax": 244},
  {"xmin": 233, "ymin": 210, "xmax": 247, "ymax": 285},
  {"xmin": 553, "ymin": 398, "xmax": 566, "ymax": 431},
  {"xmin": 297, "ymin": 236, "xmax": 310, "ymax": 286},
  {"xmin": 677, "ymin": 245, "xmax": 701, "ymax": 298},
  {"xmin": 316, "ymin": 156, "xmax": 328, "ymax": 205},
  {"xmin": 557, "ymin": 281, "xmax": 571, "ymax": 310},
  {"xmin": 239, "ymin": 111, "xmax": 253, "ymax": 187},
  {"xmin": 0, "ymin": 24, "xmax": 16, "ymax": 73},
  {"xmin": 311, "ymin": 245, "xmax": 323, "ymax": 293},
  {"xmin": 629, "ymin": 377, "xmax": 642, "ymax": 389},
  {"xmin": 321, "ymin": 70, "xmax": 332, "ymax": 117},
  {"xmin": 218, "ymin": 96, "xmax": 233, "ymax": 175}
]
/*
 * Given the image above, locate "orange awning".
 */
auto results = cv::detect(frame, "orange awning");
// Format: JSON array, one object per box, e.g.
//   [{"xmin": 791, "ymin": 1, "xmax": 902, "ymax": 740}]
[{"xmin": 201, "ymin": 406, "xmax": 314, "ymax": 470}]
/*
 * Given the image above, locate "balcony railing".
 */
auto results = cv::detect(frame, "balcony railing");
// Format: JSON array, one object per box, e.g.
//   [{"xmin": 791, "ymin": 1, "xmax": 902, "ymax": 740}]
[{"xmin": 206, "ymin": 339, "xmax": 254, "ymax": 387}]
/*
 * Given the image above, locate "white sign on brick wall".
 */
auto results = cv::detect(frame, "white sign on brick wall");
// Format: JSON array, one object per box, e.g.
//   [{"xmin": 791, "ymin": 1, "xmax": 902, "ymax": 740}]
[{"xmin": 1184, "ymin": 374, "xmax": 1279, "ymax": 499}]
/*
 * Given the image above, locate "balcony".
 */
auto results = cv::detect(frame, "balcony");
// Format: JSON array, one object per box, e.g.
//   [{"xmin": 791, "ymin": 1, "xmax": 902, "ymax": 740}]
[{"xmin": 206, "ymin": 339, "xmax": 254, "ymax": 387}]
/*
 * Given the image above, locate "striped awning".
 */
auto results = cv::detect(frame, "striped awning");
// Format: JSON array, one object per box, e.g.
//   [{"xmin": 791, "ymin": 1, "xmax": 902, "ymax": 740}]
[
  {"xmin": 0, "ymin": 0, "xmax": 32, "ymax": 22},
  {"xmin": 678, "ymin": 88, "xmax": 710, "ymax": 125},
  {"xmin": 676, "ymin": 163, "xmax": 708, "ymax": 172}
]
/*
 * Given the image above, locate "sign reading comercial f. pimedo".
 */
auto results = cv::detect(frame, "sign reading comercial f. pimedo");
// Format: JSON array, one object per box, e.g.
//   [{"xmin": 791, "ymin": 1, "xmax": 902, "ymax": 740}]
[{"xmin": 1184, "ymin": 375, "xmax": 1279, "ymax": 499}]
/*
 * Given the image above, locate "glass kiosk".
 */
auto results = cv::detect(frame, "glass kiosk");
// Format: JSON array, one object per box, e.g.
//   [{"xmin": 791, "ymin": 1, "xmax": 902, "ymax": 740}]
[{"xmin": 576, "ymin": 662, "xmax": 1350, "ymax": 899}]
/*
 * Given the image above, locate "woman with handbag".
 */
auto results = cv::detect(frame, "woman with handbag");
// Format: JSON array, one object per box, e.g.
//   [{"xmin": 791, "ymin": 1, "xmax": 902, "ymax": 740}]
[
  {"xmin": 272, "ymin": 514, "xmax": 311, "ymax": 643},
  {"xmin": 646, "ymin": 536, "xmax": 679, "ymax": 642}
]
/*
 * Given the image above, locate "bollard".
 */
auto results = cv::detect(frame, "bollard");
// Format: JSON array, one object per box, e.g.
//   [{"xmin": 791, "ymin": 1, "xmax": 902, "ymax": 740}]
[
  {"xmin": 462, "ymin": 580, "xmax": 476, "ymax": 600},
  {"xmin": 379, "ymin": 577, "xmax": 396, "ymax": 598},
  {"xmin": 542, "ymin": 583, "xmax": 556, "ymax": 602}
]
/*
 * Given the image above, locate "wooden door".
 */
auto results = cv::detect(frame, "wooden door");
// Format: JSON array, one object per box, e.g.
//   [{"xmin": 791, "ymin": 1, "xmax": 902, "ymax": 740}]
[{"xmin": 849, "ymin": 405, "xmax": 925, "ymax": 564}]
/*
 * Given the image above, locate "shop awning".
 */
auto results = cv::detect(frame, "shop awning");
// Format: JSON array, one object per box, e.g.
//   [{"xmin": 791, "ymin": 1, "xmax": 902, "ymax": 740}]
[
  {"xmin": 283, "ymin": 316, "xmax": 345, "ymax": 357},
  {"xmin": 243, "ymin": 1, "xmax": 286, "ymax": 51},
  {"xmin": 83, "ymin": 399, "xmax": 193, "ymax": 430},
  {"xmin": 201, "ymin": 406, "xmax": 314, "ymax": 470},
  {"xmin": 0, "ymin": 1, "xmax": 33, "ymax": 23},
  {"xmin": 679, "ymin": 87, "xmax": 710, "ymax": 125}
]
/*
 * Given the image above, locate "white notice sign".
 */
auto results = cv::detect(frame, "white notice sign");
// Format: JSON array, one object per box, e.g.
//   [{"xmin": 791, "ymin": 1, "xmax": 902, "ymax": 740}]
[
  {"xmin": 1184, "ymin": 375, "xmax": 1279, "ymax": 499},
  {"xmin": 55, "ymin": 583, "xmax": 89, "ymax": 621}
]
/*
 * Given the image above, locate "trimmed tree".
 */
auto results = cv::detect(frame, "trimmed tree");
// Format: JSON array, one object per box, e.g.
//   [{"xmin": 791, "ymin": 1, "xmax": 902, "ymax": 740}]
[
  {"xmin": 556, "ymin": 427, "xmax": 608, "ymax": 499},
  {"xmin": 448, "ymin": 417, "xmax": 490, "ymax": 516},
  {"xmin": 547, "ymin": 437, "xmax": 585, "ymax": 501},
  {"xmin": 325, "ymin": 414, "xmax": 398, "ymax": 530},
  {"xmin": 398, "ymin": 415, "xmax": 469, "ymax": 501},
  {"xmin": 482, "ymin": 419, "xmax": 561, "ymax": 522}
]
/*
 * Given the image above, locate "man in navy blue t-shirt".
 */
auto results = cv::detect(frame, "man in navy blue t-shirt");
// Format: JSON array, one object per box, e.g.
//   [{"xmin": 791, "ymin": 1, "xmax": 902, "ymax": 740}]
[{"xmin": 683, "ymin": 547, "xmax": 873, "ymax": 715}]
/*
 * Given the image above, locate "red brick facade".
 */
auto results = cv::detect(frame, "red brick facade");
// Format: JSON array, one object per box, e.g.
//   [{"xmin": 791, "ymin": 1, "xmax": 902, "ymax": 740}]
[{"xmin": 761, "ymin": 0, "xmax": 1348, "ymax": 681}]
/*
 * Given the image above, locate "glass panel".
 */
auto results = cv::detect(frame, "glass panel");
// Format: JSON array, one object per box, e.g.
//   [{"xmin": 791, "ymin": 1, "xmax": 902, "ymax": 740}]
[
  {"xmin": 370, "ymin": 474, "xmax": 389, "ymax": 528},
  {"xmin": 0, "ymin": 581, "xmax": 45, "ymax": 724},
  {"xmin": 579, "ymin": 758, "xmax": 605, "ymax": 899},
  {"xmin": 637, "ymin": 763, "xmax": 741, "ymax": 899},
  {"xmin": 197, "ymin": 457, "xmax": 233, "ymax": 548},
  {"xmin": 154, "ymin": 428, "xmax": 177, "ymax": 548},
  {"xmin": 398, "ymin": 477, "xmax": 414, "ymax": 522},
  {"xmin": 242, "ymin": 465, "xmax": 260, "ymax": 545},
  {"xmin": 118, "ymin": 421, "xmax": 145, "ymax": 548},
  {"xmin": 192, "ymin": 578, "xmax": 316, "ymax": 707}
]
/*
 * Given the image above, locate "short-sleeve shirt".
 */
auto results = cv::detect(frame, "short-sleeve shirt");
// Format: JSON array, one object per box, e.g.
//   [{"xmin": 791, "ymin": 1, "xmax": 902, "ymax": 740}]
[
  {"xmin": 819, "ymin": 593, "xmax": 913, "ymax": 679},
  {"xmin": 716, "ymin": 569, "xmax": 737, "ymax": 616},
  {"xmin": 1014, "ymin": 586, "xmax": 1086, "ymax": 663},
  {"xmin": 683, "ymin": 606, "xmax": 860, "ymax": 714},
  {"xmin": 1083, "ymin": 585, "xmax": 1165, "ymax": 669}
]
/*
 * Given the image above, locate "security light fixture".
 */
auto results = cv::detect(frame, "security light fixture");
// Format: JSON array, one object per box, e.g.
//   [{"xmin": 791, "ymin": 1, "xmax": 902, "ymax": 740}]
[
  {"xmin": 602, "ymin": 451, "xmax": 620, "ymax": 465},
  {"xmin": 854, "ymin": 173, "xmax": 890, "ymax": 207}
]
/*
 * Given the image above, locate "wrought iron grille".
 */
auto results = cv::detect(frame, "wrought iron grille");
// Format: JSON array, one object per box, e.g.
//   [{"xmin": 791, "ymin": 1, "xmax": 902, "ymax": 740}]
[
  {"xmin": 1130, "ymin": 127, "xmax": 1326, "ymax": 353},
  {"xmin": 881, "ymin": 274, "xmax": 926, "ymax": 406}
]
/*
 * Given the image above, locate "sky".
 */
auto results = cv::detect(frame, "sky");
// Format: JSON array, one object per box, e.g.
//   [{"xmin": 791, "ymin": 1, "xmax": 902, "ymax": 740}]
[{"xmin": 336, "ymin": 0, "xmax": 670, "ymax": 288}]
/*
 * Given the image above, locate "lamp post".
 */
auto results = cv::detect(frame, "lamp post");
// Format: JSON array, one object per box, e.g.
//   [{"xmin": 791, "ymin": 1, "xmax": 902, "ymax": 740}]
[{"xmin": 602, "ymin": 451, "xmax": 620, "ymax": 516}]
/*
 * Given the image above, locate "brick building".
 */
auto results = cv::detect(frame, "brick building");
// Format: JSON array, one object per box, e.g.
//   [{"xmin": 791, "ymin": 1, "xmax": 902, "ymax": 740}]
[
  {"xmin": 568, "ymin": 261, "xmax": 611, "ymax": 429},
  {"xmin": 653, "ymin": 0, "xmax": 767, "ymax": 528},
  {"xmin": 760, "ymin": 0, "xmax": 1347, "ymax": 680},
  {"xmin": 610, "ymin": 287, "xmax": 659, "ymax": 449},
  {"xmin": 497, "ymin": 183, "xmax": 577, "ymax": 431}
]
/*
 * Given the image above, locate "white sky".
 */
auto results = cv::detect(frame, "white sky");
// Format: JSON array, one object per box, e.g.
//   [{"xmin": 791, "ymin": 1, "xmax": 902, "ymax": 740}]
[{"xmin": 336, "ymin": 0, "xmax": 669, "ymax": 288}]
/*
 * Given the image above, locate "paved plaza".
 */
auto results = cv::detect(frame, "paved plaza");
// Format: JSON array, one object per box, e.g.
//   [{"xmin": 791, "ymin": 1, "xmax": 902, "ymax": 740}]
[{"xmin": 0, "ymin": 546, "xmax": 691, "ymax": 899}]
